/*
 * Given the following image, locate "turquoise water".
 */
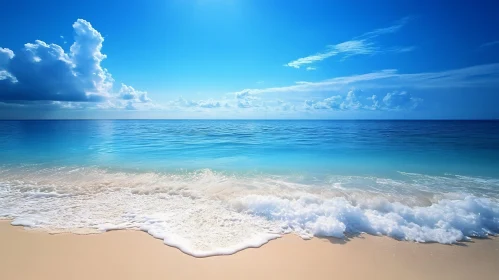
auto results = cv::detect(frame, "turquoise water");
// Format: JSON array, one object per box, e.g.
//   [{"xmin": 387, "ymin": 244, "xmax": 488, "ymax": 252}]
[
  {"xmin": 1, "ymin": 120, "xmax": 498, "ymax": 177},
  {"xmin": 0, "ymin": 120, "xmax": 498, "ymax": 256}
]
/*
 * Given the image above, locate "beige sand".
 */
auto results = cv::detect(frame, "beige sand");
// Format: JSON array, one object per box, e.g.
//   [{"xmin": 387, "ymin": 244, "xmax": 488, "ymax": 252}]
[{"xmin": 0, "ymin": 221, "xmax": 498, "ymax": 280}]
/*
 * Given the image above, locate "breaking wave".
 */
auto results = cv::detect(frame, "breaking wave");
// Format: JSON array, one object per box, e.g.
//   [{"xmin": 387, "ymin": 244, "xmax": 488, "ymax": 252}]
[{"xmin": 0, "ymin": 166, "xmax": 498, "ymax": 257}]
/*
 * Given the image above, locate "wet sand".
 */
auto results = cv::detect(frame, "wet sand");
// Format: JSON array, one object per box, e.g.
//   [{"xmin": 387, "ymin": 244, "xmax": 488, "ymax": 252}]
[{"xmin": 0, "ymin": 221, "xmax": 498, "ymax": 280}]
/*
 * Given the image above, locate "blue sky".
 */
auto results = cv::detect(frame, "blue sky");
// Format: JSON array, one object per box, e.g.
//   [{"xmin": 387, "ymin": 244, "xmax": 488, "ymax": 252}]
[{"xmin": 0, "ymin": 0, "xmax": 498, "ymax": 119}]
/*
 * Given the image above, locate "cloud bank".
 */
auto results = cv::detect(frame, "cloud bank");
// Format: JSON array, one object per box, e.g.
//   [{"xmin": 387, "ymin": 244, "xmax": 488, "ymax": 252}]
[
  {"xmin": 168, "ymin": 97, "xmax": 227, "ymax": 110},
  {"xmin": 305, "ymin": 90, "xmax": 421, "ymax": 111},
  {"xmin": 305, "ymin": 90, "xmax": 422, "ymax": 111},
  {"xmin": 0, "ymin": 19, "xmax": 149, "ymax": 109}
]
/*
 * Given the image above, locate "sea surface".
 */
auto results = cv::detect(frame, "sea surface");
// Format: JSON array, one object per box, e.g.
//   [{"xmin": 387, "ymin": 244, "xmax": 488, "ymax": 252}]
[{"xmin": 0, "ymin": 120, "xmax": 498, "ymax": 256}]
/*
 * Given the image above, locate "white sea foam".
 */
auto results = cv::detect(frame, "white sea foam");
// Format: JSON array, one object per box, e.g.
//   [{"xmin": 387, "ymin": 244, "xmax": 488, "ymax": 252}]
[
  {"xmin": 236, "ymin": 194, "xmax": 499, "ymax": 243},
  {"xmin": 0, "ymin": 166, "xmax": 498, "ymax": 256}
]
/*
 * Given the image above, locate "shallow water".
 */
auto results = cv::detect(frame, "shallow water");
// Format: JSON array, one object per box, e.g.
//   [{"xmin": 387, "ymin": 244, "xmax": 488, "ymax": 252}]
[{"xmin": 0, "ymin": 120, "xmax": 498, "ymax": 256}]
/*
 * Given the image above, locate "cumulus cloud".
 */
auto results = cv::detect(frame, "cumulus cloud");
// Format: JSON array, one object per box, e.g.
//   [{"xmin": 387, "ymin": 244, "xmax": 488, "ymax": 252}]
[
  {"xmin": 0, "ymin": 48, "xmax": 17, "ymax": 83},
  {"xmin": 0, "ymin": 71, "xmax": 16, "ymax": 83},
  {"xmin": 167, "ymin": 91, "xmax": 265, "ymax": 111},
  {"xmin": 381, "ymin": 91, "xmax": 421, "ymax": 110},
  {"xmin": 285, "ymin": 17, "xmax": 414, "ymax": 69},
  {"xmin": 0, "ymin": 20, "xmax": 109, "ymax": 102},
  {"xmin": 119, "ymin": 84, "xmax": 150, "ymax": 103},
  {"xmin": 71, "ymin": 19, "xmax": 113, "ymax": 94},
  {"xmin": 167, "ymin": 93, "xmax": 286, "ymax": 111},
  {"xmin": 236, "ymin": 91, "xmax": 260, "ymax": 108},
  {"xmin": 169, "ymin": 97, "xmax": 225, "ymax": 109},
  {"xmin": 125, "ymin": 101, "xmax": 136, "ymax": 110},
  {"xmin": 305, "ymin": 95, "xmax": 342, "ymax": 110},
  {"xmin": 0, "ymin": 19, "xmax": 149, "ymax": 110},
  {"xmin": 0, "ymin": 47, "xmax": 14, "ymax": 68},
  {"xmin": 276, "ymin": 99, "xmax": 295, "ymax": 111},
  {"xmin": 305, "ymin": 90, "xmax": 420, "ymax": 111}
]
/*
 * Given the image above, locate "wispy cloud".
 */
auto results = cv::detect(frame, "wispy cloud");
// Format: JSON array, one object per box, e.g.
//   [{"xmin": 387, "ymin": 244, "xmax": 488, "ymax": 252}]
[
  {"xmin": 356, "ymin": 16, "xmax": 412, "ymax": 39},
  {"xmin": 389, "ymin": 46, "xmax": 416, "ymax": 53},
  {"xmin": 285, "ymin": 40, "xmax": 374, "ymax": 68},
  {"xmin": 235, "ymin": 63, "xmax": 499, "ymax": 96},
  {"xmin": 234, "ymin": 70, "xmax": 398, "ymax": 95},
  {"xmin": 480, "ymin": 40, "xmax": 499, "ymax": 49},
  {"xmin": 285, "ymin": 17, "xmax": 414, "ymax": 69},
  {"xmin": 306, "ymin": 66, "xmax": 316, "ymax": 71},
  {"xmin": 59, "ymin": 35, "xmax": 67, "ymax": 44}
]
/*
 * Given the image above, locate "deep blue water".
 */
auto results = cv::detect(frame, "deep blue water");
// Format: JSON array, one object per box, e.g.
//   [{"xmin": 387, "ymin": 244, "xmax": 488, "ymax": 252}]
[{"xmin": 0, "ymin": 120, "xmax": 498, "ymax": 178}]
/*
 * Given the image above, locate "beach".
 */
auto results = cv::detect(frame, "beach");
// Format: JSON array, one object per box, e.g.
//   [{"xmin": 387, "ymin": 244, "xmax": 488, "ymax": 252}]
[
  {"xmin": 2, "ymin": 0, "xmax": 499, "ymax": 276},
  {"xmin": 1, "ymin": 120, "xmax": 499, "ymax": 278},
  {"xmin": 1, "ymin": 221, "xmax": 498, "ymax": 280}
]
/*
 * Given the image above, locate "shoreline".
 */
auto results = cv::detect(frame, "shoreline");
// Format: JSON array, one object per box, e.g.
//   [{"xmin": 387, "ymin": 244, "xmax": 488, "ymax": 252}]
[{"xmin": 1, "ymin": 221, "xmax": 498, "ymax": 280}]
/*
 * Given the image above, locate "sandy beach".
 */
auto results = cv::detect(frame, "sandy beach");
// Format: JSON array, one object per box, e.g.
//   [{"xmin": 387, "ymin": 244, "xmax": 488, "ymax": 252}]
[{"xmin": 0, "ymin": 221, "xmax": 497, "ymax": 280}]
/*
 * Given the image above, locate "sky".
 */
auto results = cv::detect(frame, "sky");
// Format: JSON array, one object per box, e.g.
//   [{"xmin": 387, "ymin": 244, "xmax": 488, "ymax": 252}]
[{"xmin": 0, "ymin": 0, "xmax": 498, "ymax": 119}]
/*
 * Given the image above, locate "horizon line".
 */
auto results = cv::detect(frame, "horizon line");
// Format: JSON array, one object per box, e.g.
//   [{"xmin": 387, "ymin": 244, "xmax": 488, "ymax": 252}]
[{"xmin": 0, "ymin": 118, "xmax": 498, "ymax": 121}]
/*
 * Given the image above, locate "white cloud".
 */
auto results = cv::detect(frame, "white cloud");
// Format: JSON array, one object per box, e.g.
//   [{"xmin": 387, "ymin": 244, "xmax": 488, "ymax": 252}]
[
  {"xmin": 276, "ymin": 99, "xmax": 295, "ymax": 111},
  {"xmin": 305, "ymin": 95, "xmax": 342, "ymax": 110},
  {"xmin": 285, "ymin": 17, "xmax": 414, "ymax": 69},
  {"xmin": 0, "ymin": 47, "xmax": 14, "ymax": 67},
  {"xmin": 285, "ymin": 40, "xmax": 374, "ymax": 68},
  {"xmin": 306, "ymin": 66, "xmax": 316, "ymax": 71},
  {"xmin": 305, "ymin": 90, "xmax": 361, "ymax": 111},
  {"xmin": 0, "ymin": 70, "xmax": 14, "ymax": 81},
  {"xmin": 397, "ymin": 63, "xmax": 499, "ymax": 88},
  {"xmin": 342, "ymin": 90, "xmax": 362, "ymax": 110},
  {"xmin": 0, "ymin": 19, "xmax": 148, "ymax": 109},
  {"xmin": 233, "ymin": 69, "xmax": 398, "ymax": 95},
  {"xmin": 387, "ymin": 46, "xmax": 416, "ymax": 53},
  {"xmin": 198, "ymin": 100, "xmax": 222, "ymax": 108},
  {"xmin": 357, "ymin": 16, "xmax": 412, "ymax": 39},
  {"xmin": 233, "ymin": 63, "xmax": 499, "ymax": 96},
  {"xmin": 305, "ymin": 90, "xmax": 421, "ymax": 111},
  {"xmin": 60, "ymin": 35, "xmax": 67, "ymax": 44},
  {"xmin": 71, "ymin": 19, "xmax": 112, "ymax": 95},
  {"xmin": 236, "ymin": 91, "xmax": 260, "ymax": 108},
  {"xmin": 169, "ymin": 97, "xmax": 225, "ymax": 109},
  {"xmin": 125, "ymin": 101, "xmax": 136, "ymax": 110},
  {"xmin": 119, "ymin": 83, "xmax": 150, "ymax": 103},
  {"xmin": 0, "ymin": 48, "xmax": 16, "ymax": 83},
  {"xmin": 166, "ymin": 92, "xmax": 267, "ymax": 111},
  {"xmin": 382, "ymin": 91, "xmax": 421, "ymax": 110}
]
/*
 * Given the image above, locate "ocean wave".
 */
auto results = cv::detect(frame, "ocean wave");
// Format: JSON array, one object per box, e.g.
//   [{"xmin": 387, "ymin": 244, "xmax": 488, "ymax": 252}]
[
  {"xmin": 236, "ymin": 194, "xmax": 499, "ymax": 243},
  {"xmin": 0, "ymin": 166, "xmax": 498, "ymax": 256}
]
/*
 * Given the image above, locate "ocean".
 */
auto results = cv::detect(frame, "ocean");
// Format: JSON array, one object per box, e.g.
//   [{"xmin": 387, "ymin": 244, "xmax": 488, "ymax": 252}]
[{"xmin": 0, "ymin": 120, "xmax": 498, "ymax": 256}]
